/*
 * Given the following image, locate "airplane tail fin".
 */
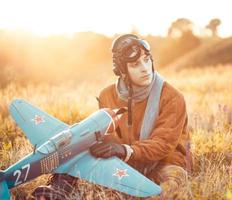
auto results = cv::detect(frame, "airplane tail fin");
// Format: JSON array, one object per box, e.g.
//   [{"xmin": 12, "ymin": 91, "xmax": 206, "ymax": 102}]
[{"xmin": 0, "ymin": 171, "xmax": 10, "ymax": 200}]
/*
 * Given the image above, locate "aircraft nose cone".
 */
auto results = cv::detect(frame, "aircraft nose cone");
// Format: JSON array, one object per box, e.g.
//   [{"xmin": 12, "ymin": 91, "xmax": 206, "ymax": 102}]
[{"xmin": 104, "ymin": 107, "xmax": 127, "ymax": 133}]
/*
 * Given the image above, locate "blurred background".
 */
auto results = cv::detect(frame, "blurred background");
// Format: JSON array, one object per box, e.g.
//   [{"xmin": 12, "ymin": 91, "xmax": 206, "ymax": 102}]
[
  {"xmin": 0, "ymin": 0, "xmax": 231, "ymax": 87},
  {"xmin": 0, "ymin": 1, "xmax": 232, "ymax": 199}
]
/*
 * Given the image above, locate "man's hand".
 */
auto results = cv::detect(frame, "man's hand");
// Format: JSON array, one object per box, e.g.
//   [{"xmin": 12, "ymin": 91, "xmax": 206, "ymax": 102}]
[{"xmin": 89, "ymin": 141, "xmax": 126, "ymax": 159}]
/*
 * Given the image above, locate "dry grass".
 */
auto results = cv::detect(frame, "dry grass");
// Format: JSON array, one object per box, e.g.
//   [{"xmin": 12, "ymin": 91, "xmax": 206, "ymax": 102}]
[{"xmin": 0, "ymin": 65, "xmax": 232, "ymax": 199}]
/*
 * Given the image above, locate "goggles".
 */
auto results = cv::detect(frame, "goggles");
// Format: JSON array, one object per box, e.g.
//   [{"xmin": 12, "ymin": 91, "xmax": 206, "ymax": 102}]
[{"xmin": 114, "ymin": 38, "xmax": 151, "ymax": 63}]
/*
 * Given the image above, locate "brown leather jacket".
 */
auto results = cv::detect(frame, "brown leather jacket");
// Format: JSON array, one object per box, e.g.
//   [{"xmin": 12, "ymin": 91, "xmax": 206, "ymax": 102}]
[{"xmin": 98, "ymin": 81, "xmax": 190, "ymax": 172}]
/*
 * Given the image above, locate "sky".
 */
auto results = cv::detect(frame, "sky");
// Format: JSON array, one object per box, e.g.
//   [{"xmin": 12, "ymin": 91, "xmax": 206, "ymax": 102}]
[{"xmin": 0, "ymin": 0, "xmax": 231, "ymax": 37}]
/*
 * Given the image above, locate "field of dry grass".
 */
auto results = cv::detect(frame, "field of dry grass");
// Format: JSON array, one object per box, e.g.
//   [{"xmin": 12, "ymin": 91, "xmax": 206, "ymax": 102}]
[{"xmin": 0, "ymin": 65, "xmax": 232, "ymax": 199}]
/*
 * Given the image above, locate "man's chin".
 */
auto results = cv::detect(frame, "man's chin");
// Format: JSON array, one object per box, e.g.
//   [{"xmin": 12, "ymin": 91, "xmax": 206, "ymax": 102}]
[
  {"xmin": 143, "ymin": 77, "xmax": 153, "ymax": 85},
  {"xmin": 136, "ymin": 79, "xmax": 152, "ymax": 87}
]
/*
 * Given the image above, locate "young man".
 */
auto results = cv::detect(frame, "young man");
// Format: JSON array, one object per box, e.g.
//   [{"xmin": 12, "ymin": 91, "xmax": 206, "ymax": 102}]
[
  {"xmin": 32, "ymin": 34, "xmax": 191, "ymax": 199},
  {"xmin": 89, "ymin": 34, "xmax": 191, "ymax": 199}
]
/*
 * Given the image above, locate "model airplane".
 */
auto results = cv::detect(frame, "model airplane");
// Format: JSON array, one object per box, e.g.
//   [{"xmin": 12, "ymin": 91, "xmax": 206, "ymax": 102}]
[{"xmin": 0, "ymin": 99, "xmax": 162, "ymax": 199}]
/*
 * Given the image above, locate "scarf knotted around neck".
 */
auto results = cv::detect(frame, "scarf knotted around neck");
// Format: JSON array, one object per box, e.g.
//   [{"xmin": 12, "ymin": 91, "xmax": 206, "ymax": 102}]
[{"xmin": 116, "ymin": 73, "xmax": 156, "ymax": 103}]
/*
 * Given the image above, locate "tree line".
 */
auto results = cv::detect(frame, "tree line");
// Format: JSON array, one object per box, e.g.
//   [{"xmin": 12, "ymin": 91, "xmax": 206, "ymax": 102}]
[{"xmin": 0, "ymin": 18, "xmax": 225, "ymax": 87}]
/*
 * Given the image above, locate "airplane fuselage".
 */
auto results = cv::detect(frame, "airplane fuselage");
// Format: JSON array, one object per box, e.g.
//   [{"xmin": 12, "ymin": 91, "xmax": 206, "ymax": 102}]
[{"xmin": 0, "ymin": 109, "xmax": 113, "ymax": 190}]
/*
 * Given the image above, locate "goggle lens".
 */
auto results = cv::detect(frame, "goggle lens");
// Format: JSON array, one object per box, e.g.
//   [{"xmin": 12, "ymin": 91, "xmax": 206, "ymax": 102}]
[{"xmin": 122, "ymin": 40, "xmax": 150, "ymax": 62}]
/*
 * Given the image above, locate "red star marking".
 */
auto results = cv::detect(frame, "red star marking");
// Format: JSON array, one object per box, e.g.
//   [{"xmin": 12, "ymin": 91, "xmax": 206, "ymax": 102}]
[
  {"xmin": 31, "ymin": 115, "xmax": 45, "ymax": 125},
  {"xmin": 113, "ymin": 168, "xmax": 129, "ymax": 180}
]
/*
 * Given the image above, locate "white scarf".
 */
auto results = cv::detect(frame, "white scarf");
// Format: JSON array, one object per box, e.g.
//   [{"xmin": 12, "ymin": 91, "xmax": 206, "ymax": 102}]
[
  {"xmin": 115, "ymin": 71, "xmax": 164, "ymax": 140},
  {"xmin": 116, "ymin": 72, "xmax": 165, "ymax": 174},
  {"xmin": 116, "ymin": 73, "xmax": 156, "ymax": 103}
]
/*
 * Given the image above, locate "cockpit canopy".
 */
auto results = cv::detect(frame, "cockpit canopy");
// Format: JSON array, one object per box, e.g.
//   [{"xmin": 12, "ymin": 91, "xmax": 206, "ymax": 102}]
[{"xmin": 37, "ymin": 129, "xmax": 72, "ymax": 154}]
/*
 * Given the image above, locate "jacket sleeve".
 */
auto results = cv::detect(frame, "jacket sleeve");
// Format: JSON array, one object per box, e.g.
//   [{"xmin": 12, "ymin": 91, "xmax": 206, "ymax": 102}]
[
  {"xmin": 130, "ymin": 94, "xmax": 187, "ymax": 163},
  {"xmin": 96, "ymin": 94, "xmax": 104, "ymax": 109}
]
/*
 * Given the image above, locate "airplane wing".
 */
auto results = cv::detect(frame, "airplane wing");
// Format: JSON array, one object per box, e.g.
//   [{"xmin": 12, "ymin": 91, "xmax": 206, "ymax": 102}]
[
  {"xmin": 9, "ymin": 99, "xmax": 69, "ymax": 146},
  {"xmin": 54, "ymin": 151, "xmax": 162, "ymax": 198}
]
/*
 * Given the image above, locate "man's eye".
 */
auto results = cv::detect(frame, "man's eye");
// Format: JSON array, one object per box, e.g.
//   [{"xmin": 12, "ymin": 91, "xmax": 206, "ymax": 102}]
[
  {"xmin": 132, "ymin": 62, "xmax": 139, "ymax": 67},
  {"xmin": 144, "ymin": 57, "xmax": 149, "ymax": 62}
]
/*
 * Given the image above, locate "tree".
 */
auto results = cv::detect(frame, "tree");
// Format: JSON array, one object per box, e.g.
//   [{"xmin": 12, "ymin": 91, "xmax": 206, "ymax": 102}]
[
  {"xmin": 205, "ymin": 18, "xmax": 221, "ymax": 37},
  {"xmin": 168, "ymin": 18, "xmax": 194, "ymax": 38}
]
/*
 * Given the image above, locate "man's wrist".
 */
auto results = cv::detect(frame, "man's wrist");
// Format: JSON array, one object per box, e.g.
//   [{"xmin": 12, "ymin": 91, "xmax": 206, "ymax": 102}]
[{"xmin": 122, "ymin": 144, "xmax": 134, "ymax": 162}]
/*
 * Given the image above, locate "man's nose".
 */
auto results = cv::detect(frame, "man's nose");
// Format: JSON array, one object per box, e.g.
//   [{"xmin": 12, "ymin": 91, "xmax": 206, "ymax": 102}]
[{"xmin": 140, "ymin": 61, "xmax": 149, "ymax": 72}]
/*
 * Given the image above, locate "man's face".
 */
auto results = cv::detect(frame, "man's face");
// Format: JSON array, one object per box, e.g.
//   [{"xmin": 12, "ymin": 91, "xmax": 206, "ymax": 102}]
[{"xmin": 127, "ymin": 49, "xmax": 153, "ymax": 87}]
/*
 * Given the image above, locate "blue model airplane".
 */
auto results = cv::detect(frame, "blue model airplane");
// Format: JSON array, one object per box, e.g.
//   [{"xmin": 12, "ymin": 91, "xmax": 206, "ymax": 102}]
[{"xmin": 0, "ymin": 99, "xmax": 162, "ymax": 199}]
